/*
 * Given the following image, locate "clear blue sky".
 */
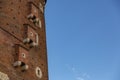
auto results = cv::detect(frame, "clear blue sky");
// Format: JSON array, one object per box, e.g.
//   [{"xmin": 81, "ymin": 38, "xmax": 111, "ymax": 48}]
[{"xmin": 45, "ymin": 0, "xmax": 120, "ymax": 80}]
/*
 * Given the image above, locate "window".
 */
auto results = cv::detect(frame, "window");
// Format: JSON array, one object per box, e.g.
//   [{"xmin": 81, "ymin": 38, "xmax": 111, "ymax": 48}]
[
  {"xmin": 23, "ymin": 25, "xmax": 39, "ymax": 47},
  {"xmin": 38, "ymin": 19, "xmax": 42, "ymax": 28},
  {"xmin": 13, "ymin": 44, "xmax": 29, "ymax": 71},
  {"xmin": 39, "ymin": 3, "xmax": 43, "ymax": 13},
  {"xmin": 27, "ymin": 2, "xmax": 41, "ymax": 27},
  {"xmin": 35, "ymin": 67, "xmax": 42, "ymax": 79}
]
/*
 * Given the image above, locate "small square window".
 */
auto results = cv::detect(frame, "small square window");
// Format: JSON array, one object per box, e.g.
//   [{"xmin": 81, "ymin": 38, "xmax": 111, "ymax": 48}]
[{"xmin": 15, "ymin": 44, "xmax": 28, "ymax": 64}]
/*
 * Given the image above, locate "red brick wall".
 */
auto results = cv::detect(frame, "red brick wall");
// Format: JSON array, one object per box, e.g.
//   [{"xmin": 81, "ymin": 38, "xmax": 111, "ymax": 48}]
[{"xmin": 0, "ymin": 0, "xmax": 48, "ymax": 80}]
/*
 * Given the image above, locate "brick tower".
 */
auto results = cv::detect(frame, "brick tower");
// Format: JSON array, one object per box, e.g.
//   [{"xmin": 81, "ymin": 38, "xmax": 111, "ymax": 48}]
[{"xmin": 0, "ymin": 0, "xmax": 48, "ymax": 80}]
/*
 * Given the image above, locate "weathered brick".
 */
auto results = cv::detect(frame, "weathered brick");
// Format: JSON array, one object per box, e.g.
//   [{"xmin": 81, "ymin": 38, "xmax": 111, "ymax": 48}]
[{"xmin": 0, "ymin": 0, "xmax": 48, "ymax": 80}]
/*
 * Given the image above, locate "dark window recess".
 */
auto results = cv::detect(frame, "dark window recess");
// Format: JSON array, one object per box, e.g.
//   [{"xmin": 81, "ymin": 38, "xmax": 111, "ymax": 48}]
[
  {"xmin": 13, "ymin": 44, "xmax": 29, "ymax": 71},
  {"xmin": 23, "ymin": 24, "xmax": 39, "ymax": 47},
  {"xmin": 27, "ymin": 3, "xmax": 41, "ymax": 28}
]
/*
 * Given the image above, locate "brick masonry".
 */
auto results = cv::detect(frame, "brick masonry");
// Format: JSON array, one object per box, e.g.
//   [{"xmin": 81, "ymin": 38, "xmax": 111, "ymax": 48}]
[{"xmin": 0, "ymin": 0, "xmax": 48, "ymax": 80}]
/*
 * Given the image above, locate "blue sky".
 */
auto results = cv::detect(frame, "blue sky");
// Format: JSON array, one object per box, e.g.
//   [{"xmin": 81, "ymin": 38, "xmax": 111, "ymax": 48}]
[{"xmin": 45, "ymin": 0, "xmax": 120, "ymax": 80}]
